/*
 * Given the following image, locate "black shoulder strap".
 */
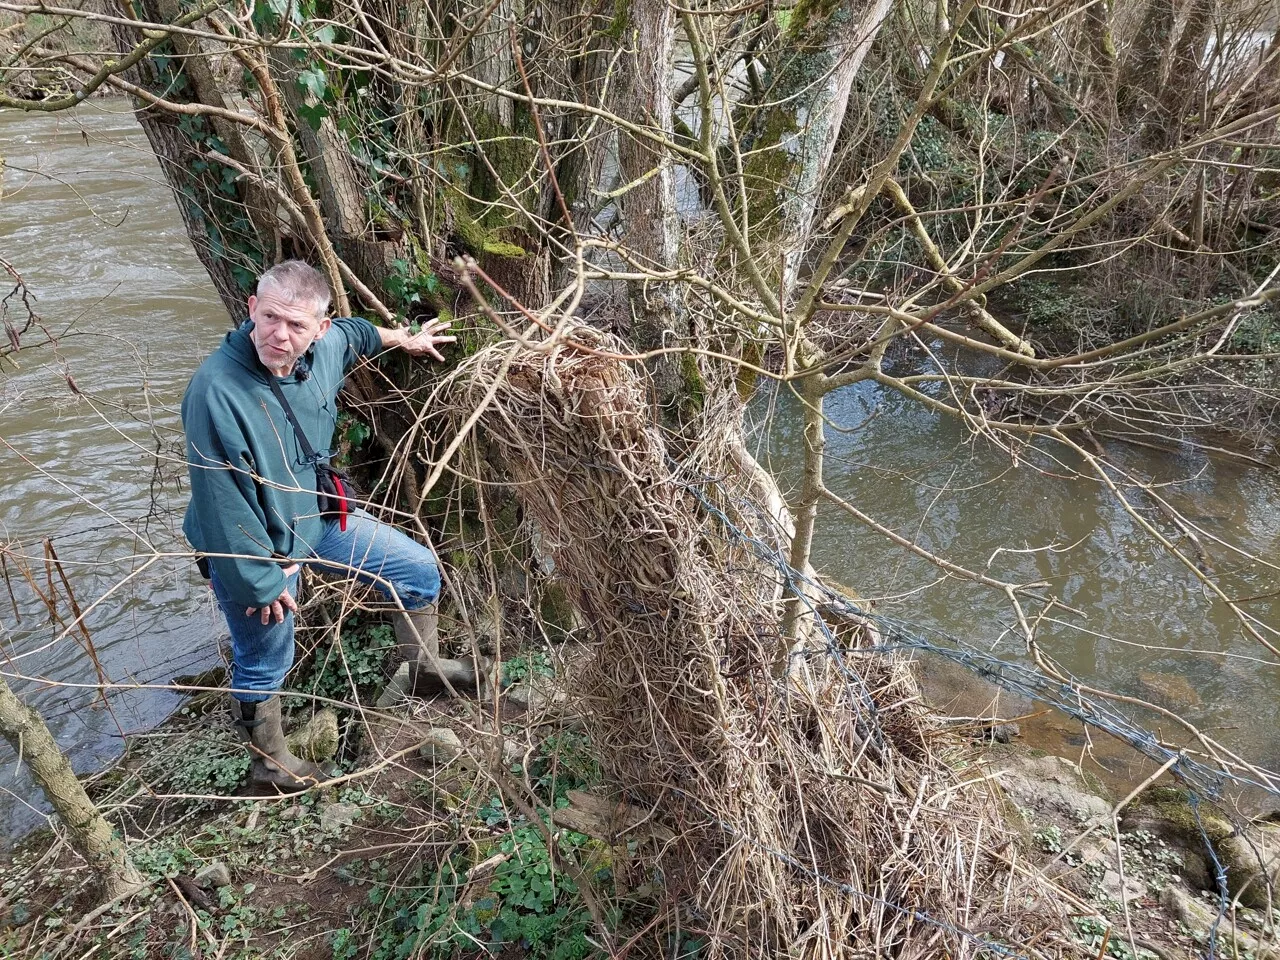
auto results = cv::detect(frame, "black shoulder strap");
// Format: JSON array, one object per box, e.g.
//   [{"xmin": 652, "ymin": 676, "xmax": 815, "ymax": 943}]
[{"xmin": 266, "ymin": 376, "xmax": 320, "ymax": 463}]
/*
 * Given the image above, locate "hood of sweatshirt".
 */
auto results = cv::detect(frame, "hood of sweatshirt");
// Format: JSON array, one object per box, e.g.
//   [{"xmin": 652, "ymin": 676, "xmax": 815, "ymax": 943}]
[{"xmin": 223, "ymin": 320, "xmax": 315, "ymax": 381}]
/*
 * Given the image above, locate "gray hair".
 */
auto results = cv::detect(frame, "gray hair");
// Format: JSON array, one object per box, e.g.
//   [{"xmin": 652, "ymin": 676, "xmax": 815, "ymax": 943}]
[{"xmin": 256, "ymin": 260, "xmax": 331, "ymax": 316}]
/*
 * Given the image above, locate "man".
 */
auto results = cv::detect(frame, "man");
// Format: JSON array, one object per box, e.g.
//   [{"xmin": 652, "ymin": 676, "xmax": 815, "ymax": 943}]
[{"xmin": 182, "ymin": 260, "xmax": 479, "ymax": 789}]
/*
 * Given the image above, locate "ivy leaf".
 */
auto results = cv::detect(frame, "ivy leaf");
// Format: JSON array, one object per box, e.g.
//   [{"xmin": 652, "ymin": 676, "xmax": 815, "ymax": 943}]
[
  {"xmin": 344, "ymin": 419, "xmax": 370, "ymax": 447},
  {"xmin": 265, "ymin": 0, "xmax": 300, "ymax": 25},
  {"xmin": 297, "ymin": 66, "xmax": 328, "ymax": 101},
  {"xmin": 314, "ymin": 24, "xmax": 336, "ymax": 44},
  {"xmin": 296, "ymin": 101, "xmax": 329, "ymax": 131}
]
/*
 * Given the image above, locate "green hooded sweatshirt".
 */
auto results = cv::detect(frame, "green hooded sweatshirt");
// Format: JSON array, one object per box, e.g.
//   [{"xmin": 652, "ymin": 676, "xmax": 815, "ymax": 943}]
[{"xmin": 181, "ymin": 316, "xmax": 382, "ymax": 606}]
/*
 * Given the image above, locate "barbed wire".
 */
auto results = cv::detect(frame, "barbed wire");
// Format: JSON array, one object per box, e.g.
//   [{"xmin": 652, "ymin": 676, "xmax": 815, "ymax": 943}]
[
  {"xmin": 694, "ymin": 474, "xmax": 1280, "ymax": 802},
  {"xmin": 688, "ymin": 472, "xmax": 1279, "ymax": 959}
]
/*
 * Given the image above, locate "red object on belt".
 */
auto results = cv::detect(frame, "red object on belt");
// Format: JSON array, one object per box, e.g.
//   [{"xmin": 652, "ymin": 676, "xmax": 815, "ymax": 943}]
[{"xmin": 333, "ymin": 476, "xmax": 349, "ymax": 531}]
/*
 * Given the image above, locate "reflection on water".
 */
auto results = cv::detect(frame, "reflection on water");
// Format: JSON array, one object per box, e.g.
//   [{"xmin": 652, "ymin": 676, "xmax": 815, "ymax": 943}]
[
  {"xmin": 752, "ymin": 370, "xmax": 1280, "ymax": 798},
  {"xmin": 0, "ymin": 102, "xmax": 232, "ymax": 840}
]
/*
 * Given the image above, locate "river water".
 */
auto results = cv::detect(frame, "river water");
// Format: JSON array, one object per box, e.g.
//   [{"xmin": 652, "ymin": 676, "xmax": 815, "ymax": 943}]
[
  {"xmin": 2, "ymin": 102, "xmax": 1278, "ymax": 839},
  {"xmin": 1, "ymin": 102, "xmax": 230, "ymax": 839},
  {"xmin": 756, "ymin": 381, "xmax": 1280, "ymax": 796}
]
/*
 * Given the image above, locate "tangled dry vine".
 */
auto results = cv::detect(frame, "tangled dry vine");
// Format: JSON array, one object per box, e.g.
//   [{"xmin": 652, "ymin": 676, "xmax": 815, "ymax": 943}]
[{"xmin": 454, "ymin": 324, "xmax": 1062, "ymax": 958}]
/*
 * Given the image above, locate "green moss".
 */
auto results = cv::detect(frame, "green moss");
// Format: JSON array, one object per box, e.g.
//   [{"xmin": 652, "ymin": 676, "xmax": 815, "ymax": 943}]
[
  {"xmin": 827, "ymin": 579, "xmax": 865, "ymax": 603},
  {"xmin": 443, "ymin": 108, "xmax": 539, "ymax": 239},
  {"xmin": 785, "ymin": 0, "xmax": 842, "ymax": 39},
  {"xmin": 736, "ymin": 341, "xmax": 763, "ymax": 400},
  {"xmin": 452, "ymin": 200, "xmax": 527, "ymax": 259},
  {"xmin": 679, "ymin": 351, "xmax": 706, "ymax": 416},
  {"xmin": 605, "ymin": 0, "xmax": 628, "ymax": 39},
  {"xmin": 741, "ymin": 105, "xmax": 801, "ymax": 255},
  {"xmin": 448, "ymin": 549, "xmax": 477, "ymax": 572},
  {"xmin": 672, "ymin": 115, "xmax": 697, "ymax": 149},
  {"xmin": 1079, "ymin": 768, "xmax": 1109, "ymax": 800},
  {"xmin": 286, "ymin": 708, "xmax": 340, "ymax": 763},
  {"xmin": 539, "ymin": 582, "xmax": 580, "ymax": 639},
  {"xmin": 579, "ymin": 836, "xmax": 615, "ymax": 873},
  {"xmin": 482, "ymin": 238, "xmax": 526, "ymax": 258},
  {"xmin": 1135, "ymin": 786, "xmax": 1234, "ymax": 843}
]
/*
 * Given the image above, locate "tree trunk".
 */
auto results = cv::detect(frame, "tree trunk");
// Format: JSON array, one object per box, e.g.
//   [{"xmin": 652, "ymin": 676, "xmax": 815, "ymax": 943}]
[
  {"xmin": 1161, "ymin": 0, "xmax": 1215, "ymax": 123},
  {"xmin": 730, "ymin": 0, "xmax": 891, "ymax": 645},
  {"xmin": 268, "ymin": 49, "xmax": 407, "ymax": 302},
  {"xmin": 1081, "ymin": 0, "xmax": 1119, "ymax": 115},
  {"xmin": 741, "ymin": 0, "xmax": 894, "ymax": 297},
  {"xmin": 778, "ymin": 367, "xmax": 825, "ymax": 647},
  {"xmin": 110, "ymin": 9, "xmax": 267, "ymax": 322},
  {"xmin": 0, "ymin": 678, "xmax": 145, "ymax": 900},
  {"xmin": 615, "ymin": 0, "xmax": 688, "ymax": 413},
  {"xmin": 1121, "ymin": 0, "xmax": 1175, "ymax": 119}
]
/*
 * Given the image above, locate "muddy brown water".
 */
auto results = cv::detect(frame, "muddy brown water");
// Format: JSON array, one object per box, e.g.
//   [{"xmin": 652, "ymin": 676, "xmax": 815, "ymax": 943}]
[
  {"xmin": 2, "ymin": 102, "xmax": 1278, "ymax": 840},
  {"xmin": 1, "ymin": 102, "xmax": 230, "ymax": 840}
]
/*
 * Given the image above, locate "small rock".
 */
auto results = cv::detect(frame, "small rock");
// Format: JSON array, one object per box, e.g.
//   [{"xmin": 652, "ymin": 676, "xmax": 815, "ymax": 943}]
[
  {"xmin": 988, "ymin": 722, "xmax": 1020, "ymax": 744},
  {"xmin": 419, "ymin": 727, "xmax": 463, "ymax": 765},
  {"xmin": 320, "ymin": 801, "xmax": 362, "ymax": 832},
  {"xmin": 995, "ymin": 754, "xmax": 1112, "ymax": 825},
  {"xmin": 376, "ymin": 663, "xmax": 412, "ymax": 709},
  {"xmin": 1121, "ymin": 787, "xmax": 1280, "ymax": 907},
  {"xmin": 501, "ymin": 738, "xmax": 525, "ymax": 767},
  {"xmin": 505, "ymin": 680, "xmax": 566, "ymax": 713},
  {"xmin": 278, "ymin": 804, "xmax": 304, "ymax": 822},
  {"xmin": 1136, "ymin": 670, "xmax": 1201, "ymax": 709},
  {"xmin": 287, "ymin": 708, "xmax": 340, "ymax": 762},
  {"xmin": 1099, "ymin": 868, "xmax": 1145, "ymax": 904},
  {"xmin": 1075, "ymin": 837, "xmax": 1113, "ymax": 868},
  {"xmin": 1161, "ymin": 884, "xmax": 1280, "ymax": 959},
  {"xmin": 503, "ymin": 681, "xmax": 539, "ymax": 709},
  {"xmin": 194, "ymin": 862, "xmax": 232, "ymax": 890}
]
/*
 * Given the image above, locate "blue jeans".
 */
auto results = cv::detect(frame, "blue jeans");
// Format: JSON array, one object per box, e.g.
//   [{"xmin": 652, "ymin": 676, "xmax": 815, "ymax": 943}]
[{"xmin": 209, "ymin": 509, "xmax": 440, "ymax": 703}]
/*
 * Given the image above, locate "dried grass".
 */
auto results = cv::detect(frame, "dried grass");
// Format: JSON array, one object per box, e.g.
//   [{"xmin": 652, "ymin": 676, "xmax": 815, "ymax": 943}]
[{"xmin": 452, "ymin": 326, "xmax": 1068, "ymax": 959}]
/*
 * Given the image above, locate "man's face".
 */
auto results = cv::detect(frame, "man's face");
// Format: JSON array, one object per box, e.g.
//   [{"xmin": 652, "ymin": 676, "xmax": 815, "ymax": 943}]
[{"xmin": 247, "ymin": 287, "xmax": 330, "ymax": 376}]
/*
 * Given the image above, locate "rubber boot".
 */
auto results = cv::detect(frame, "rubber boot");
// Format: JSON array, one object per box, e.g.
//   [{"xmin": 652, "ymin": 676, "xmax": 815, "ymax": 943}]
[
  {"xmin": 393, "ymin": 607, "xmax": 485, "ymax": 698},
  {"xmin": 229, "ymin": 695, "xmax": 332, "ymax": 791}
]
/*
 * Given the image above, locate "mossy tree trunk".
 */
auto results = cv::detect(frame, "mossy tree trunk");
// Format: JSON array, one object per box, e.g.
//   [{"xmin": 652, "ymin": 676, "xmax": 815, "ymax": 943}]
[
  {"xmin": 740, "ymin": 0, "xmax": 893, "ymax": 296},
  {"xmin": 730, "ymin": 0, "xmax": 892, "ymax": 644},
  {"xmin": 0, "ymin": 678, "xmax": 145, "ymax": 900},
  {"xmin": 1161, "ymin": 0, "xmax": 1216, "ymax": 125},
  {"xmin": 111, "ymin": 2, "xmax": 362, "ymax": 320},
  {"xmin": 110, "ymin": 10, "xmax": 270, "ymax": 321}
]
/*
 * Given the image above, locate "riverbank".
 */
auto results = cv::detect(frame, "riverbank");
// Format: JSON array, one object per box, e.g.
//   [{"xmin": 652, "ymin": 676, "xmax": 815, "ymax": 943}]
[{"xmin": 2, "ymin": 627, "xmax": 1276, "ymax": 960}]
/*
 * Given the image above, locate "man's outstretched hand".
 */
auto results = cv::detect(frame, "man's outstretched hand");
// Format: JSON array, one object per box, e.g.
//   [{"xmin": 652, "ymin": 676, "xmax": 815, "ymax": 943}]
[
  {"xmin": 385, "ymin": 317, "xmax": 456, "ymax": 362},
  {"xmin": 246, "ymin": 563, "xmax": 300, "ymax": 625}
]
